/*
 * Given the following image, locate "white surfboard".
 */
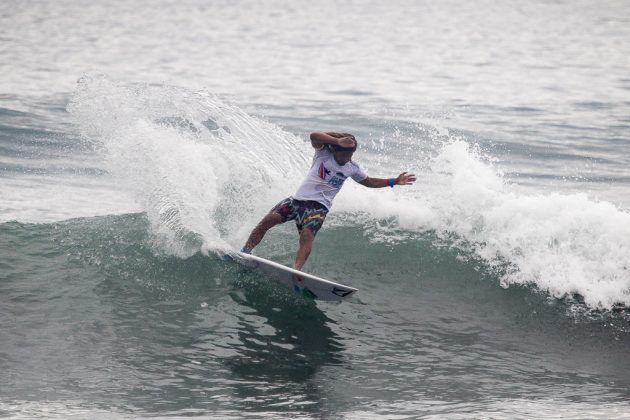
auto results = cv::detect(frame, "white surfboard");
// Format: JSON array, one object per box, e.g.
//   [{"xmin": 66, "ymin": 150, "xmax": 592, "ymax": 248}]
[{"xmin": 231, "ymin": 252, "xmax": 357, "ymax": 301}]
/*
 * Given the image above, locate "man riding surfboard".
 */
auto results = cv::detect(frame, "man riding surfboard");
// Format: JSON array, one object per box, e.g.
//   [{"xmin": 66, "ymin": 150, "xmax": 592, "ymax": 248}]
[{"xmin": 242, "ymin": 132, "xmax": 416, "ymax": 270}]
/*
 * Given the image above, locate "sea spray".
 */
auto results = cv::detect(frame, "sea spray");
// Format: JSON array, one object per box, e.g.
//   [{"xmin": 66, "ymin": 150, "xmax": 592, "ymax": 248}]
[{"xmin": 69, "ymin": 75, "xmax": 308, "ymax": 256}]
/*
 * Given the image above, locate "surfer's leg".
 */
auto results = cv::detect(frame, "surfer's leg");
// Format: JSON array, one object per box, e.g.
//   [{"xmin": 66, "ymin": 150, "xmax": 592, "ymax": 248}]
[
  {"xmin": 292, "ymin": 201, "xmax": 327, "ymax": 269},
  {"xmin": 294, "ymin": 228, "xmax": 315, "ymax": 271},
  {"xmin": 243, "ymin": 211, "xmax": 284, "ymax": 252},
  {"xmin": 243, "ymin": 198, "xmax": 296, "ymax": 252}
]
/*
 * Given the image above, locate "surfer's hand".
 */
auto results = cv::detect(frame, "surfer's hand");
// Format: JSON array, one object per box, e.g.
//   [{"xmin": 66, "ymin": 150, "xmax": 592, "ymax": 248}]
[{"xmin": 396, "ymin": 171, "xmax": 416, "ymax": 186}]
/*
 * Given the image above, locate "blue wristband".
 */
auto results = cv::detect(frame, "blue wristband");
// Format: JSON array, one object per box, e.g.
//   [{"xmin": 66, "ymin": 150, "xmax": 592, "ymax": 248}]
[{"xmin": 389, "ymin": 177, "xmax": 395, "ymax": 187}]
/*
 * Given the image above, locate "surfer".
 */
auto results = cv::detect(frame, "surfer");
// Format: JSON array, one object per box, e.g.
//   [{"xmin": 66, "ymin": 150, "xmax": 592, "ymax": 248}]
[{"xmin": 241, "ymin": 132, "xmax": 416, "ymax": 270}]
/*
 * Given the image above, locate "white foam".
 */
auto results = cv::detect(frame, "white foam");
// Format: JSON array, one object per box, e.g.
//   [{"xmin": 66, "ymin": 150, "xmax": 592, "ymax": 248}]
[
  {"xmin": 337, "ymin": 140, "xmax": 630, "ymax": 309},
  {"xmin": 69, "ymin": 77, "xmax": 630, "ymax": 309}
]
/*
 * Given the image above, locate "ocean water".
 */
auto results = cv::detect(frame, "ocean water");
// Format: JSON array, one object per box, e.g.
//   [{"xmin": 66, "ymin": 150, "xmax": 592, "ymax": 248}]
[{"xmin": 2, "ymin": 0, "xmax": 630, "ymax": 418}]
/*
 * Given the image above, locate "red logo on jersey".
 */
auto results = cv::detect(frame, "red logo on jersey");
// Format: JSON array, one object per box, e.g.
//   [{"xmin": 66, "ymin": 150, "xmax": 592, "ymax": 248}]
[{"xmin": 318, "ymin": 162, "xmax": 331, "ymax": 179}]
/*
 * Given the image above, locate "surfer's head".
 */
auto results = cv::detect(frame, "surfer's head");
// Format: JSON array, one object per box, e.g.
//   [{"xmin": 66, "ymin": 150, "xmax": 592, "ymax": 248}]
[{"xmin": 330, "ymin": 135, "xmax": 357, "ymax": 165}]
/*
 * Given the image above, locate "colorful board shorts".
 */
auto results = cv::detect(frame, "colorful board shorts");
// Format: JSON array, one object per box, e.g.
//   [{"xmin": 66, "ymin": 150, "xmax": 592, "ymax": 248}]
[{"xmin": 271, "ymin": 197, "xmax": 329, "ymax": 235}]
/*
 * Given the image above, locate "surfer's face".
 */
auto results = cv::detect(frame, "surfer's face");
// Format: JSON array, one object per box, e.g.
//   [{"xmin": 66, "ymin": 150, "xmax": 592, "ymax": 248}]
[{"xmin": 333, "ymin": 150, "xmax": 353, "ymax": 166}]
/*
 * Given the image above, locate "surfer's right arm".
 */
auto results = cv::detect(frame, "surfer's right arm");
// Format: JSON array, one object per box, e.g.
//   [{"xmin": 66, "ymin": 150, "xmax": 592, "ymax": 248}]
[{"xmin": 310, "ymin": 132, "xmax": 356, "ymax": 149}]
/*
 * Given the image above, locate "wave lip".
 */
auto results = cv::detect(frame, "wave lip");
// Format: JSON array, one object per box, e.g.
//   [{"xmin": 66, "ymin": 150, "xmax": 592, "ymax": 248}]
[
  {"xmin": 480, "ymin": 192, "xmax": 630, "ymax": 308},
  {"xmin": 337, "ymin": 140, "xmax": 630, "ymax": 310},
  {"xmin": 430, "ymin": 142, "xmax": 630, "ymax": 309}
]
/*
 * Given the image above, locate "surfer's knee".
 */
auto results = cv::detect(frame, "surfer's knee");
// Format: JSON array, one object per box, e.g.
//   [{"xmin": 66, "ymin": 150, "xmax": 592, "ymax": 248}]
[
  {"xmin": 259, "ymin": 211, "xmax": 284, "ymax": 229},
  {"xmin": 298, "ymin": 228, "xmax": 315, "ymax": 244},
  {"xmin": 269, "ymin": 211, "xmax": 286, "ymax": 226}
]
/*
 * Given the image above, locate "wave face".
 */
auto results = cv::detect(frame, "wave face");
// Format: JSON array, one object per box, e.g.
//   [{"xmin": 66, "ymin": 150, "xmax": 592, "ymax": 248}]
[
  {"xmin": 2, "ymin": 215, "xmax": 630, "ymax": 418},
  {"xmin": 67, "ymin": 77, "xmax": 630, "ymax": 309}
]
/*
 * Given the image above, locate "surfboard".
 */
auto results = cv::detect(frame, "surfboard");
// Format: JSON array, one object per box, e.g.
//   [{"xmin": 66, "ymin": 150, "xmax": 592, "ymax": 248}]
[{"xmin": 231, "ymin": 252, "xmax": 357, "ymax": 301}]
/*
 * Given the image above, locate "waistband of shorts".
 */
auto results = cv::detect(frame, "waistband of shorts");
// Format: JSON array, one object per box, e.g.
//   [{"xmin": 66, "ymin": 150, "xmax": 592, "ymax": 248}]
[{"xmin": 290, "ymin": 197, "xmax": 329, "ymax": 211}]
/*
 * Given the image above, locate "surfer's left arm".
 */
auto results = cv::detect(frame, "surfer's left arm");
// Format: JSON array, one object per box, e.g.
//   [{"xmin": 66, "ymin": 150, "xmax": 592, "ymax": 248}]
[{"xmin": 359, "ymin": 172, "xmax": 416, "ymax": 188}]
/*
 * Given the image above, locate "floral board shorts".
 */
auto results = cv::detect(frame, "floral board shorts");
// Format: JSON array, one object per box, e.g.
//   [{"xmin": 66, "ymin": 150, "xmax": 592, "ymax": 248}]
[{"xmin": 271, "ymin": 197, "xmax": 329, "ymax": 236}]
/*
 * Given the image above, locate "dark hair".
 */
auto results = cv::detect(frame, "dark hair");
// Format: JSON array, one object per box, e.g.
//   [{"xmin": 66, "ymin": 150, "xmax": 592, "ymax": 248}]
[{"xmin": 330, "ymin": 136, "xmax": 357, "ymax": 153}]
